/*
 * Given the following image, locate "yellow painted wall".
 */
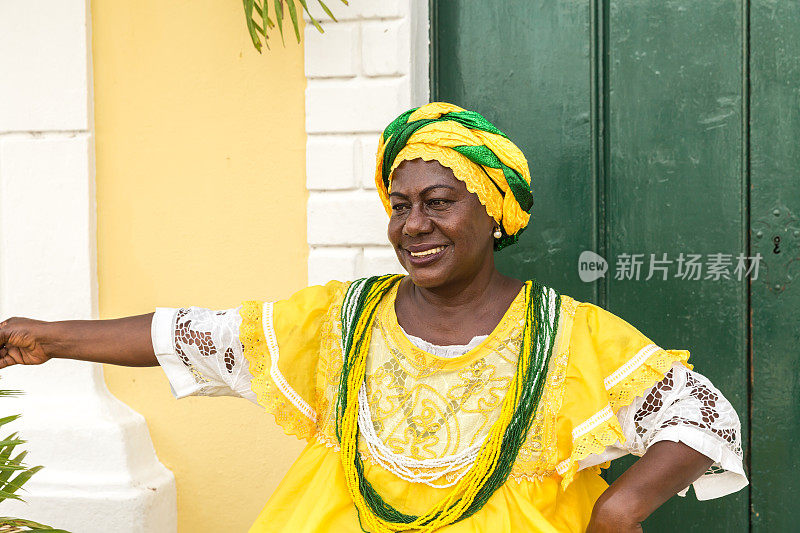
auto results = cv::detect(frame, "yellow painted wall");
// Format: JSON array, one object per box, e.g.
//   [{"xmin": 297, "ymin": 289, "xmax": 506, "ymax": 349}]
[{"xmin": 92, "ymin": 2, "xmax": 307, "ymax": 531}]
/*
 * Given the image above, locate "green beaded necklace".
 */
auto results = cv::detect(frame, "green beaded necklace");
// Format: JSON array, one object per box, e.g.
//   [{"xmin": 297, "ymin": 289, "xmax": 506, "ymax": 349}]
[{"xmin": 335, "ymin": 275, "xmax": 560, "ymax": 531}]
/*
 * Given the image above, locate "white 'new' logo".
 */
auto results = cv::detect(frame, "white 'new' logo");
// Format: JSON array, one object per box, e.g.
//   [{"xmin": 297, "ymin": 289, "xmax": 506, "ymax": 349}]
[{"xmin": 578, "ymin": 251, "xmax": 608, "ymax": 282}]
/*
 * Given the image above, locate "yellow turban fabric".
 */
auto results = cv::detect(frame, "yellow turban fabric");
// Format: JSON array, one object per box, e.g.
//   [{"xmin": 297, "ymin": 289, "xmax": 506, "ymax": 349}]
[{"xmin": 374, "ymin": 102, "xmax": 533, "ymax": 250}]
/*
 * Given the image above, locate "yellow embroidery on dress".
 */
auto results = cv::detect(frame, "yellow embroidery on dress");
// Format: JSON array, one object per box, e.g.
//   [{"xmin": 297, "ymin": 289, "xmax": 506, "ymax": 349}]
[
  {"xmin": 240, "ymin": 301, "xmax": 316, "ymax": 440},
  {"xmin": 365, "ymin": 321, "xmax": 518, "ymax": 460},
  {"xmin": 558, "ymin": 346, "xmax": 692, "ymax": 489},
  {"xmin": 361, "ymin": 285, "xmax": 528, "ymax": 465},
  {"xmin": 607, "ymin": 348, "xmax": 691, "ymax": 409},
  {"xmin": 313, "ymin": 285, "xmax": 575, "ymax": 485}
]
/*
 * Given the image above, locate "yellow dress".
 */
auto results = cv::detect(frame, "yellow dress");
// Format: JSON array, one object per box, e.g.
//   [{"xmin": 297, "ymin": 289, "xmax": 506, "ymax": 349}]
[{"xmin": 237, "ymin": 279, "xmax": 691, "ymax": 533}]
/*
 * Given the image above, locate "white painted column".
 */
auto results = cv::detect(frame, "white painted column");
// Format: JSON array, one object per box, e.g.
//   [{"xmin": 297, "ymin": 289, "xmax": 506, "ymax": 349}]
[
  {"xmin": 0, "ymin": 1, "xmax": 176, "ymax": 531},
  {"xmin": 304, "ymin": 0, "xmax": 430, "ymax": 284}
]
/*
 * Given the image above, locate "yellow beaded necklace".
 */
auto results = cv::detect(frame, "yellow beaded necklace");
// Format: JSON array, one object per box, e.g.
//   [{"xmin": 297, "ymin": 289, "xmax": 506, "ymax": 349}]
[{"xmin": 335, "ymin": 275, "xmax": 560, "ymax": 532}]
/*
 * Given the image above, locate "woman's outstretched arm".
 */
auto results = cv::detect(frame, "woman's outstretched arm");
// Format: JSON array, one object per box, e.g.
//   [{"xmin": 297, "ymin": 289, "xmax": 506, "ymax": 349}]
[
  {"xmin": 0, "ymin": 313, "xmax": 157, "ymax": 368},
  {"xmin": 587, "ymin": 440, "xmax": 714, "ymax": 532}
]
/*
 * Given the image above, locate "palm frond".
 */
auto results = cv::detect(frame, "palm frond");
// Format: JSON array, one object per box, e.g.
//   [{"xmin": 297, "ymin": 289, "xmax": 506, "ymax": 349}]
[
  {"xmin": 242, "ymin": 0, "xmax": 263, "ymax": 52},
  {"xmin": 297, "ymin": 0, "xmax": 323, "ymax": 33},
  {"xmin": 284, "ymin": 0, "xmax": 301, "ymax": 43},
  {"xmin": 273, "ymin": 0, "xmax": 285, "ymax": 45},
  {"xmin": 242, "ymin": 0, "xmax": 349, "ymax": 52},
  {"xmin": 0, "ymin": 377, "xmax": 70, "ymax": 532},
  {"xmin": 0, "ymin": 517, "xmax": 70, "ymax": 532}
]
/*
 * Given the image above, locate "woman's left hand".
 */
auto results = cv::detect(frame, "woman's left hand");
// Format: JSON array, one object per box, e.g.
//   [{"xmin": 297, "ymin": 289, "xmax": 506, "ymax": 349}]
[
  {"xmin": 586, "ymin": 496, "xmax": 644, "ymax": 532},
  {"xmin": 586, "ymin": 440, "xmax": 714, "ymax": 532}
]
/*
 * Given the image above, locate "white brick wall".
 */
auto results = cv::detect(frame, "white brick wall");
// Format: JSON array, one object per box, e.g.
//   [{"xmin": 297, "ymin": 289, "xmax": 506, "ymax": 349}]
[
  {"xmin": 306, "ymin": 136, "xmax": 358, "ymax": 190},
  {"xmin": 306, "ymin": 78, "xmax": 412, "ymax": 133},
  {"xmin": 304, "ymin": 22, "xmax": 359, "ymax": 78},
  {"xmin": 304, "ymin": 0, "xmax": 429, "ymax": 284},
  {"xmin": 362, "ymin": 20, "xmax": 410, "ymax": 77},
  {"xmin": 306, "ymin": 0, "xmax": 409, "ymax": 21},
  {"xmin": 307, "ymin": 190, "xmax": 390, "ymax": 246}
]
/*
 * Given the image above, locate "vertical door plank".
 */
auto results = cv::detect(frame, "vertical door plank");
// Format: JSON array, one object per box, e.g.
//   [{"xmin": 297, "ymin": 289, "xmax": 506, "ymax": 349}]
[
  {"xmin": 603, "ymin": 1, "xmax": 748, "ymax": 530},
  {"xmin": 432, "ymin": 0, "xmax": 596, "ymax": 300},
  {"xmin": 750, "ymin": 1, "xmax": 800, "ymax": 530}
]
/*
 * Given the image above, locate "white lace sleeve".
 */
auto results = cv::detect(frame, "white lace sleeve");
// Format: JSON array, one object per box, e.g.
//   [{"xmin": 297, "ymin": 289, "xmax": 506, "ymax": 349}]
[
  {"xmin": 151, "ymin": 306, "xmax": 257, "ymax": 404},
  {"xmin": 577, "ymin": 362, "xmax": 748, "ymax": 500}
]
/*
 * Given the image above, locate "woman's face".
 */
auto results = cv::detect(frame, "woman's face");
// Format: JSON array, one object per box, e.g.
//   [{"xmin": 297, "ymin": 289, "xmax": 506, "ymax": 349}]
[{"xmin": 387, "ymin": 158, "xmax": 496, "ymax": 289}]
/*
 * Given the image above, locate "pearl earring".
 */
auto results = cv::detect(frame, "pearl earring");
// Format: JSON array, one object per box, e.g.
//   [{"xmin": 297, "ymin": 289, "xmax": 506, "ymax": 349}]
[{"xmin": 493, "ymin": 227, "xmax": 503, "ymax": 239}]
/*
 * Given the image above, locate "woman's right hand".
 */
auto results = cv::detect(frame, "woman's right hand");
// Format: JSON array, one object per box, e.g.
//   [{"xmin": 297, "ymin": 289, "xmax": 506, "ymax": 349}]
[
  {"xmin": 0, "ymin": 317, "xmax": 52, "ymax": 368},
  {"xmin": 1, "ymin": 313, "xmax": 156, "ymax": 368}
]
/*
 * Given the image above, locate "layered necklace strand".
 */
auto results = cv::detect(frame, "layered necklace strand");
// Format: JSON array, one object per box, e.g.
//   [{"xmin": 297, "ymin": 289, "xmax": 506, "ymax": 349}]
[{"xmin": 335, "ymin": 275, "xmax": 561, "ymax": 533}]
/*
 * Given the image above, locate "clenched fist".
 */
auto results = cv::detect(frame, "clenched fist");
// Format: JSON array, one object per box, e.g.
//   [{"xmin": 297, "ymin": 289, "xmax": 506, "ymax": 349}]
[{"xmin": 0, "ymin": 317, "xmax": 52, "ymax": 368}]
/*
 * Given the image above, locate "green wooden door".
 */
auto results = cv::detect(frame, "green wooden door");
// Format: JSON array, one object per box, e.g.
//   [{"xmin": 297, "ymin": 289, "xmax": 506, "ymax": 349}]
[{"xmin": 433, "ymin": 1, "xmax": 799, "ymax": 530}]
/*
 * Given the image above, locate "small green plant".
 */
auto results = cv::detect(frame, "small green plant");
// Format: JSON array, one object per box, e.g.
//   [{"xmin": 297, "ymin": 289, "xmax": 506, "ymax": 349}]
[
  {"xmin": 0, "ymin": 387, "xmax": 69, "ymax": 533},
  {"xmin": 242, "ymin": 0, "xmax": 349, "ymax": 52}
]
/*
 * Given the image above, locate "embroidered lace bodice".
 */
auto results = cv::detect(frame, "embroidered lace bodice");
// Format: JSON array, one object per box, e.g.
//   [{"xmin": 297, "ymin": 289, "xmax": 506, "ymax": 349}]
[{"xmin": 151, "ymin": 302, "xmax": 746, "ymax": 499}]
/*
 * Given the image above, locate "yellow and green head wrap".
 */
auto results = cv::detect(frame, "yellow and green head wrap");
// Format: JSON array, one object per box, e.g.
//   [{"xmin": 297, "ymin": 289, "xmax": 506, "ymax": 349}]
[{"xmin": 375, "ymin": 102, "xmax": 533, "ymax": 250}]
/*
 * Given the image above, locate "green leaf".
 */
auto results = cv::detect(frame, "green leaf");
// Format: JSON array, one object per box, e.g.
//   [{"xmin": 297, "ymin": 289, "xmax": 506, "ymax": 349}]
[
  {"xmin": 244, "ymin": 0, "xmax": 351, "ymax": 51},
  {"xmin": 265, "ymin": 5, "xmax": 275, "ymax": 28},
  {"xmin": 0, "ymin": 454, "xmax": 29, "ymax": 488},
  {"xmin": 0, "ymin": 433, "xmax": 24, "ymax": 460},
  {"xmin": 3, "ymin": 464, "xmax": 43, "ymax": 496},
  {"xmin": 0, "ymin": 464, "xmax": 28, "ymax": 474},
  {"xmin": 0, "ymin": 487, "xmax": 23, "ymax": 502},
  {"xmin": 251, "ymin": 2, "xmax": 270, "ymax": 51},
  {"xmin": 273, "ymin": 0, "xmax": 285, "ymax": 45},
  {"xmin": 258, "ymin": 1, "xmax": 272, "ymax": 49},
  {"xmin": 297, "ymin": 0, "xmax": 323, "ymax": 34},
  {"xmin": 242, "ymin": 0, "xmax": 263, "ymax": 53},
  {"xmin": 252, "ymin": 19, "xmax": 265, "ymax": 37},
  {"xmin": 0, "ymin": 437, "xmax": 25, "ymax": 448},
  {"xmin": 0, "ymin": 517, "xmax": 40, "ymax": 525},
  {"xmin": 0, "ymin": 439, "xmax": 21, "ymax": 465},
  {"xmin": 285, "ymin": 0, "xmax": 301, "ymax": 43},
  {"xmin": 10, "ymin": 450, "xmax": 27, "ymax": 462},
  {"xmin": 0, "ymin": 517, "xmax": 67, "ymax": 530},
  {"xmin": 253, "ymin": 1, "xmax": 275, "ymax": 32},
  {"xmin": 0, "ymin": 415, "xmax": 20, "ymax": 428},
  {"xmin": 0, "ymin": 437, "xmax": 24, "ymax": 448},
  {"xmin": 251, "ymin": 17, "xmax": 272, "ymax": 50},
  {"xmin": 316, "ymin": 0, "xmax": 338, "ymax": 22}
]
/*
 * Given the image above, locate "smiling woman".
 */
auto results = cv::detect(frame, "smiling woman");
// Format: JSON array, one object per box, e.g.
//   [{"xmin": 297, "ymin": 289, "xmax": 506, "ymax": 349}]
[
  {"xmin": 389, "ymin": 160, "xmax": 496, "ymax": 284},
  {"xmin": 388, "ymin": 159, "xmax": 523, "ymax": 346},
  {"xmin": 389, "ymin": 159, "xmax": 495, "ymax": 276},
  {"xmin": 0, "ymin": 103, "xmax": 747, "ymax": 532}
]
